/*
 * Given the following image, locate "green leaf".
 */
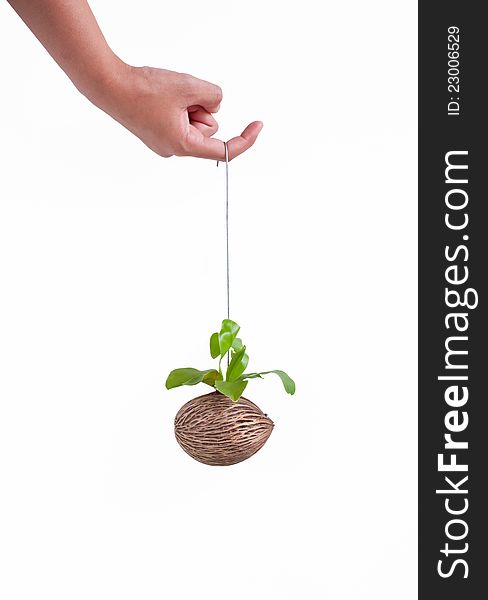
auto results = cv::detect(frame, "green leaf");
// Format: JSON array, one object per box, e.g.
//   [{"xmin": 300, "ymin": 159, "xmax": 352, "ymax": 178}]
[
  {"xmin": 271, "ymin": 370, "xmax": 295, "ymax": 394},
  {"xmin": 239, "ymin": 370, "xmax": 296, "ymax": 395},
  {"xmin": 210, "ymin": 332, "xmax": 220, "ymax": 359},
  {"xmin": 202, "ymin": 370, "xmax": 222, "ymax": 387},
  {"xmin": 232, "ymin": 337, "xmax": 244, "ymax": 352},
  {"xmin": 226, "ymin": 346, "xmax": 249, "ymax": 381},
  {"xmin": 218, "ymin": 319, "xmax": 240, "ymax": 357},
  {"xmin": 215, "ymin": 379, "xmax": 248, "ymax": 402},
  {"xmin": 165, "ymin": 368, "xmax": 220, "ymax": 390}
]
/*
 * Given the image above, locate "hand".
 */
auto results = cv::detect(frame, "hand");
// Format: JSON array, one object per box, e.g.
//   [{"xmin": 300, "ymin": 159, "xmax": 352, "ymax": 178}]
[
  {"xmin": 94, "ymin": 65, "xmax": 263, "ymax": 161},
  {"xmin": 7, "ymin": 0, "xmax": 262, "ymax": 161}
]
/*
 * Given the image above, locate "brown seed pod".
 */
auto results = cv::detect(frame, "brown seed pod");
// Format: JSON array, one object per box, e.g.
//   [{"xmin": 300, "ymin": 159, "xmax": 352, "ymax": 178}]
[{"xmin": 174, "ymin": 391, "xmax": 274, "ymax": 466}]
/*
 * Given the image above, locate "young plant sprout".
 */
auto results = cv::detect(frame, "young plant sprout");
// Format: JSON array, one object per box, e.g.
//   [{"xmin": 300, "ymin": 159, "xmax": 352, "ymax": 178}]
[{"xmin": 165, "ymin": 319, "xmax": 295, "ymax": 402}]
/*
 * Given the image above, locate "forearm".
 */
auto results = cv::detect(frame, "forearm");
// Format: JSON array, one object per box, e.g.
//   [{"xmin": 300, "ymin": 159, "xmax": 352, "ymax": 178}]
[{"xmin": 7, "ymin": 0, "xmax": 126, "ymax": 102}]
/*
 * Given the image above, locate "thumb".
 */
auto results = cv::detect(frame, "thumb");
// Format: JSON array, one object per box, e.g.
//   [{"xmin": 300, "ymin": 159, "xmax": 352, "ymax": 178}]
[{"xmin": 185, "ymin": 121, "xmax": 264, "ymax": 160}]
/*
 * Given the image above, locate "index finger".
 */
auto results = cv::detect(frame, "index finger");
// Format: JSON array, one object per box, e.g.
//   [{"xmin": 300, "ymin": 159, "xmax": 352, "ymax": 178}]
[{"xmin": 186, "ymin": 121, "xmax": 263, "ymax": 160}]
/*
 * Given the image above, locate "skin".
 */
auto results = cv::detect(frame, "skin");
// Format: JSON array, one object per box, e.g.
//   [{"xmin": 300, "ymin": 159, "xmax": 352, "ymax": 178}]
[{"xmin": 7, "ymin": 0, "xmax": 263, "ymax": 160}]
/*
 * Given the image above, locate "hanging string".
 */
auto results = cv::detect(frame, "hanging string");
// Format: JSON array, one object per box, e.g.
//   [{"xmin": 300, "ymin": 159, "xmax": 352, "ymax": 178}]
[
  {"xmin": 224, "ymin": 142, "xmax": 230, "ymax": 321},
  {"xmin": 217, "ymin": 141, "xmax": 230, "ymax": 365},
  {"xmin": 217, "ymin": 141, "xmax": 230, "ymax": 320}
]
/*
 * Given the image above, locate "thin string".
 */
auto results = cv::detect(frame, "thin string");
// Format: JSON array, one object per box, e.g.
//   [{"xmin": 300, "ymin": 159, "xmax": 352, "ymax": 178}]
[
  {"xmin": 224, "ymin": 142, "xmax": 230, "ymax": 321},
  {"xmin": 217, "ymin": 141, "xmax": 230, "ymax": 365}
]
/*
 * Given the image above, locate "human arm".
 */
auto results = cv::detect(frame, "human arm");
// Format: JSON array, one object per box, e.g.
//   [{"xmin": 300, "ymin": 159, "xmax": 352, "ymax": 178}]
[{"xmin": 7, "ymin": 0, "xmax": 262, "ymax": 159}]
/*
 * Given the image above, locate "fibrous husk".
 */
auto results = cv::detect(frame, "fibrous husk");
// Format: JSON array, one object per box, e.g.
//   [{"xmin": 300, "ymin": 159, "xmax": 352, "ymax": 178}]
[{"xmin": 174, "ymin": 391, "xmax": 274, "ymax": 466}]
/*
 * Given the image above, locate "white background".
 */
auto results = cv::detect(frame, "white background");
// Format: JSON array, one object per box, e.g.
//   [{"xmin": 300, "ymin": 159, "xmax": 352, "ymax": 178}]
[{"xmin": 0, "ymin": 1, "xmax": 417, "ymax": 598}]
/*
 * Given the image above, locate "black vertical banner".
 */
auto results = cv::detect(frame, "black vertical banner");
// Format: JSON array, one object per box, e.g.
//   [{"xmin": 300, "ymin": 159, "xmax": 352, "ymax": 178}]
[{"xmin": 419, "ymin": 2, "xmax": 487, "ymax": 598}]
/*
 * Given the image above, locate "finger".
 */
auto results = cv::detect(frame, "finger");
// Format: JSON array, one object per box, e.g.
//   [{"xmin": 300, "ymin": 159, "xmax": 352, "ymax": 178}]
[
  {"xmin": 226, "ymin": 121, "xmax": 263, "ymax": 160},
  {"xmin": 185, "ymin": 76, "xmax": 223, "ymax": 113},
  {"xmin": 187, "ymin": 106, "xmax": 218, "ymax": 129},
  {"xmin": 190, "ymin": 121, "xmax": 219, "ymax": 137},
  {"xmin": 187, "ymin": 106, "xmax": 219, "ymax": 137},
  {"xmin": 185, "ymin": 121, "xmax": 263, "ymax": 160}
]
